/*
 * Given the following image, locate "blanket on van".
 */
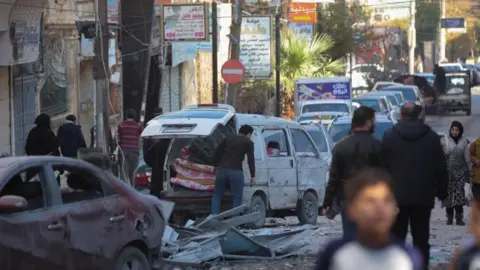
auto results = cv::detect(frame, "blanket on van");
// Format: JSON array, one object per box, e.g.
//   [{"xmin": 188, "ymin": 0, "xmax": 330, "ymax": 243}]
[{"xmin": 169, "ymin": 158, "xmax": 216, "ymax": 191}]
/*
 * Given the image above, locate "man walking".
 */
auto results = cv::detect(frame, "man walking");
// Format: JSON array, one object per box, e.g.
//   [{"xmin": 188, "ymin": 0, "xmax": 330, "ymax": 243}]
[
  {"xmin": 117, "ymin": 109, "xmax": 143, "ymax": 183},
  {"xmin": 381, "ymin": 103, "xmax": 448, "ymax": 270},
  {"xmin": 143, "ymin": 107, "xmax": 170, "ymax": 197},
  {"xmin": 57, "ymin": 114, "xmax": 87, "ymax": 158},
  {"xmin": 211, "ymin": 125, "xmax": 255, "ymax": 215},
  {"xmin": 321, "ymin": 106, "xmax": 383, "ymax": 238}
]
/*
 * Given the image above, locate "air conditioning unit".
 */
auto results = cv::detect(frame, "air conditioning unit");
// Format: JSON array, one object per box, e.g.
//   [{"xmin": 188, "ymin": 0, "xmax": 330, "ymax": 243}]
[{"xmin": 383, "ymin": 14, "xmax": 391, "ymax": 21}]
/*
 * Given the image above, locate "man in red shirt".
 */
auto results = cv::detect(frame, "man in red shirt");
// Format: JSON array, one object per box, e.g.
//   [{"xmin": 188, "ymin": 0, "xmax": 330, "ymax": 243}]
[{"xmin": 117, "ymin": 109, "xmax": 143, "ymax": 183}]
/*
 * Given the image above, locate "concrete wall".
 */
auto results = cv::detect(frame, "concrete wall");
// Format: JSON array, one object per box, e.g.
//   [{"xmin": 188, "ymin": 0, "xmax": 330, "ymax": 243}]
[{"xmin": 0, "ymin": 67, "xmax": 10, "ymax": 153}]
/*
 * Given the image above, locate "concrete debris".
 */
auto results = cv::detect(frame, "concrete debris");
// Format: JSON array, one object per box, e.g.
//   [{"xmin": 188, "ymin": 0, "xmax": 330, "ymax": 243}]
[{"xmin": 161, "ymin": 204, "xmax": 317, "ymax": 267}]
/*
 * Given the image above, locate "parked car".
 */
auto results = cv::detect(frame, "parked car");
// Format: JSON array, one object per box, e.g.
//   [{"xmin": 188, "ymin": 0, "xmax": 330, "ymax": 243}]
[
  {"xmin": 372, "ymin": 81, "xmax": 402, "ymax": 91},
  {"xmin": 352, "ymin": 96, "xmax": 390, "ymax": 115},
  {"xmin": 379, "ymin": 85, "xmax": 421, "ymax": 104},
  {"xmin": 0, "ymin": 156, "xmax": 169, "ymax": 270},
  {"xmin": 328, "ymin": 115, "xmax": 394, "ymax": 143},
  {"xmin": 133, "ymin": 150, "xmax": 152, "ymax": 191},
  {"xmin": 141, "ymin": 104, "xmax": 329, "ymax": 228},
  {"xmin": 362, "ymin": 91, "xmax": 402, "ymax": 122}
]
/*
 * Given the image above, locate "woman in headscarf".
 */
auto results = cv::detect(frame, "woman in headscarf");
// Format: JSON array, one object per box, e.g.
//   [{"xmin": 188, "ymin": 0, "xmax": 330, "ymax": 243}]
[
  {"xmin": 25, "ymin": 113, "xmax": 59, "ymax": 156},
  {"xmin": 440, "ymin": 121, "xmax": 471, "ymax": 225}
]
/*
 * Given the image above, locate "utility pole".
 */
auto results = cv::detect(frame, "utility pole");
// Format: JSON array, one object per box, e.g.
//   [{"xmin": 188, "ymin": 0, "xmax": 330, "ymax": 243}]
[
  {"xmin": 93, "ymin": 0, "xmax": 110, "ymax": 153},
  {"xmin": 225, "ymin": 0, "xmax": 242, "ymax": 105},
  {"xmin": 438, "ymin": 0, "xmax": 446, "ymax": 61},
  {"xmin": 212, "ymin": 2, "xmax": 219, "ymax": 103},
  {"xmin": 275, "ymin": 14, "xmax": 281, "ymax": 117},
  {"xmin": 408, "ymin": 0, "xmax": 416, "ymax": 73}
]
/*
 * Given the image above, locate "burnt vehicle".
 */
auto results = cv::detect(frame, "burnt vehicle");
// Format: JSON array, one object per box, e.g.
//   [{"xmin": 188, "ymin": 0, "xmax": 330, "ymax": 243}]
[
  {"xmin": 0, "ymin": 156, "xmax": 170, "ymax": 270},
  {"xmin": 437, "ymin": 71, "xmax": 472, "ymax": 115}
]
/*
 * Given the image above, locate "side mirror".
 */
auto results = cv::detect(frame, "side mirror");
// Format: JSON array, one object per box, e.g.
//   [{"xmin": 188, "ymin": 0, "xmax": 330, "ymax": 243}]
[{"xmin": 0, "ymin": 195, "xmax": 27, "ymax": 213}]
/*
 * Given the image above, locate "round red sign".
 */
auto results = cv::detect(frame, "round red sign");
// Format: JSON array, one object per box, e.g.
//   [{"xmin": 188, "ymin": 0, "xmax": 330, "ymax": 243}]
[{"xmin": 221, "ymin": 59, "xmax": 246, "ymax": 84}]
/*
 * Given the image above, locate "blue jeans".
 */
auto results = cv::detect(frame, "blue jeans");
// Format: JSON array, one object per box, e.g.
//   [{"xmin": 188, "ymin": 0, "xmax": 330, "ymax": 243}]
[
  {"xmin": 341, "ymin": 208, "xmax": 357, "ymax": 239},
  {"xmin": 211, "ymin": 168, "xmax": 244, "ymax": 215}
]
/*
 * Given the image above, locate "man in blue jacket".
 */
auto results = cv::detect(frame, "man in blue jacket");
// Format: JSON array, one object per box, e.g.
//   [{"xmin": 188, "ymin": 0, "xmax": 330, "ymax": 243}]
[{"xmin": 57, "ymin": 114, "xmax": 87, "ymax": 158}]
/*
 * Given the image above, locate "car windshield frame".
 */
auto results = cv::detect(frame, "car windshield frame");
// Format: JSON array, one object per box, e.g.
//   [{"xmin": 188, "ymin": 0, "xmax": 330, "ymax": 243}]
[
  {"xmin": 329, "ymin": 121, "xmax": 393, "ymax": 142},
  {"xmin": 159, "ymin": 110, "xmax": 228, "ymax": 119},
  {"xmin": 302, "ymin": 103, "xmax": 350, "ymax": 114},
  {"xmin": 306, "ymin": 129, "xmax": 328, "ymax": 152}
]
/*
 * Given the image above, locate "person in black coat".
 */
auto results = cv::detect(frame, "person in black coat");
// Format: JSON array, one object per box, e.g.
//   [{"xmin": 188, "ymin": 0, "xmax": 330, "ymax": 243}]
[
  {"xmin": 57, "ymin": 114, "xmax": 87, "ymax": 158},
  {"xmin": 25, "ymin": 113, "xmax": 59, "ymax": 156},
  {"xmin": 433, "ymin": 64, "xmax": 446, "ymax": 94},
  {"xmin": 381, "ymin": 103, "xmax": 448, "ymax": 270}
]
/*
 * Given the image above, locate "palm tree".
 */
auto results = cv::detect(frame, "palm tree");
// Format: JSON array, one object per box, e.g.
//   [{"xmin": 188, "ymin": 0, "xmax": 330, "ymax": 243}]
[{"xmin": 279, "ymin": 28, "xmax": 344, "ymax": 118}]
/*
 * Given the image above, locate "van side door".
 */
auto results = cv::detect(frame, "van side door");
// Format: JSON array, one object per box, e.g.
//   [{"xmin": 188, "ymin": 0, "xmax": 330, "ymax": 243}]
[
  {"xmin": 261, "ymin": 128, "xmax": 298, "ymax": 209},
  {"xmin": 289, "ymin": 128, "xmax": 326, "ymax": 195}
]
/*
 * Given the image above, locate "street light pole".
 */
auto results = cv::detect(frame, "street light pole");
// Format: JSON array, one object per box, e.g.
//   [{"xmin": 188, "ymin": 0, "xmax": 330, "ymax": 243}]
[
  {"xmin": 275, "ymin": 13, "xmax": 281, "ymax": 117},
  {"xmin": 408, "ymin": 0, "xmax": 416, "ymax": 73}
]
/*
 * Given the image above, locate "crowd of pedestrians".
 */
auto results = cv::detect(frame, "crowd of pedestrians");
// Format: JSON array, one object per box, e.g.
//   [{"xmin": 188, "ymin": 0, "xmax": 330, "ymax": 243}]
[{"xmin": 317, "ymin": 103, "xmax": 480, "ymax": 270}]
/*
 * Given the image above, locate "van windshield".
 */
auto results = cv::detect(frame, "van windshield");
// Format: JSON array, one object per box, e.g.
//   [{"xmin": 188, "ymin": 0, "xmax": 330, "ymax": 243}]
[{"xmin": 159, "ymin": 110, "xmax": 228, "ymax": 119}]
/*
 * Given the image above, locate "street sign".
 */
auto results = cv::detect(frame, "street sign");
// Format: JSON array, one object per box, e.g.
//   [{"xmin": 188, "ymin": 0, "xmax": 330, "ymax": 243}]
[
  {"xmin": 221, "ymin": 59, "xmax": 245, "ymax": 84},
  {"xmin": 441, "ymin": 18, "xmax": 465, "ymax": 29}
]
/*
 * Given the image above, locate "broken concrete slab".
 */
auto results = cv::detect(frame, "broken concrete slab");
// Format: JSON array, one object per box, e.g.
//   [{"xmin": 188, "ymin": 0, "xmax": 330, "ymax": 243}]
[
  {"xmin": 167, "ymin": 236, "xmax": 223, "ymax": 264},
  {"xmin": 197, "ymin": 212, "xmax": 261, "ymax": 231}
]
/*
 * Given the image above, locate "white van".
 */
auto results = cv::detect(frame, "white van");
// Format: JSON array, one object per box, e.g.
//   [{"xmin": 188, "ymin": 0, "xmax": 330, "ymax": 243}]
[{"xmin": 142, "ymin": 104, "xmax": 328, "ymax": 228}]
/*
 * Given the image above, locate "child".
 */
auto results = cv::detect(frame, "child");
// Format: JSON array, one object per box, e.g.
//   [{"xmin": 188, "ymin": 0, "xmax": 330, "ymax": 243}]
[
  {"xmin": 314, "ymin": 167, "xmax": 423, "ymax": 270},
  {"xmin": 449, "ymin": 195, "xmax": 480, "ymax": 270}
]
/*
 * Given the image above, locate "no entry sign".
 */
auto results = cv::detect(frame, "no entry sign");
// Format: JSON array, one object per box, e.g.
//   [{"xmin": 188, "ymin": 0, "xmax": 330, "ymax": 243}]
[{"xmin": 221, "ymin": 59, "xmax": 245, "ymax": 84}]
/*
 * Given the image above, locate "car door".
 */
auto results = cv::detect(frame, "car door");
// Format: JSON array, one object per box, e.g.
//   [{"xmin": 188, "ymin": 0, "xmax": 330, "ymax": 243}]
[
  {"xmin": 289, "ymin": 127, "xmax": 326, "ymax": 193},
  {"xmin": 261, "ymin": 128, "xmax": 298, "ymax": 209},
  {"xmin": 45, "ymin": 162, "xmax": 136, "ymax": 270},
  {"xmin": 0, "ymin": 163, "xmax": 66, "ymax": 270}
]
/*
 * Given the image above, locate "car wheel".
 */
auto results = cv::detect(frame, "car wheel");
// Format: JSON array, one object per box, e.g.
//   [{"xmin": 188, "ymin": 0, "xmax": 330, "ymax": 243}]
[
  {"xmin": 115, "ymin": 247, "xmax": 150, "ymax": 270},
  {"xmin": 297, "ymin": 191, "xmax": 319, "ymax": 225},
  {"xmin": 247, "ymin": 195, "xmax": 266, "ymax": 229}
]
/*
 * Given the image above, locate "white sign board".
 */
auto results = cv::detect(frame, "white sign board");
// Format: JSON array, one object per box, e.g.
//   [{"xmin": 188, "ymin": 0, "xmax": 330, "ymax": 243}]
[
  {"xmin": 240, "ymin": 16, "xmax": 272, "ymax": 78},
  {"xmin": 161, "ymin": 3, "xmax": 209, "ymax": 42}
]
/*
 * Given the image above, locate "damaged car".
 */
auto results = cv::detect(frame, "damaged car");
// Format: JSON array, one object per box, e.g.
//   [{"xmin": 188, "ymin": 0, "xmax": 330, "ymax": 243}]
[
  {"xmin": 142, "ymin": 104, "xmax": 328, "ymax": 228},
  {"xmin": 0, "ymin": 156, "xmax": 171, "ymax": 270}
]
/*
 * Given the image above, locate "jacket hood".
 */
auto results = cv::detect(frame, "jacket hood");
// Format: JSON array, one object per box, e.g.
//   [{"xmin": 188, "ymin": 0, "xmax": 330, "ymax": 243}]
[
  {"xmin": 393, "ymin": 120, "xmax": 431, "ymax": 141},
  {"xmin": 34, "ymin": 113, "xmax": 51, "ymax": 129}
]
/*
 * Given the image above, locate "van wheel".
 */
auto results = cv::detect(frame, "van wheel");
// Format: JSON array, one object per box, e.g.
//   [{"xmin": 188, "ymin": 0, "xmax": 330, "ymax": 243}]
[
  {"xmin": 297, "ymin": 192, "xmax": 318, "ymax": 225},
  {"xmin": 247, "ymin": 195, "xmax": 266, "ymax": 229},
  {"xmin": 114, "ymin": 247, "xmax": 150, "ymax": 270},
  {"xmin": 466, "ymin": 108, "xmax": 472, "ymax": 115}
]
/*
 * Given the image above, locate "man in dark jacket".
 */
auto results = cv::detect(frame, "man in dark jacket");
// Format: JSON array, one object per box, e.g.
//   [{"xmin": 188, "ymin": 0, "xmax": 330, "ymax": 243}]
[
  {"xmin": 433, "ymin": 64, "xmax": 446, "ymax": 94},
  {"xmin": 57, "ymin": 115, "xmax": 87, "ymax": 158},
  {"xmin": 381, "ymin": 103, "xmax": 448, "ymax": 270},
  {"xmin": 211, "ymin": 125, "xmax": 255, "ymax": 215},
  {"xmin": 321, "ymin": 106, "xmax": 383, "ymax": 238}
]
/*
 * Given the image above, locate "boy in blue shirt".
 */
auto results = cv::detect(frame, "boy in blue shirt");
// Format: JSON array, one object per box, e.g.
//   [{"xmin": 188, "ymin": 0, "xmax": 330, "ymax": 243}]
[
  {"xmin": 315, "ymin": 168, "xmax": 423, "ymax": 270},
  {"xmin": 450, "ymin": 195, "xmax": 480, "ymax": 270}
]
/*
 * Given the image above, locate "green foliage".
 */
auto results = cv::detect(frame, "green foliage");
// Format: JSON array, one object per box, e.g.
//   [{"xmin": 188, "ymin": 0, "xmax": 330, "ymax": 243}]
[{"xmin": 317, "ymin": 1, "xmax": 371, "ymax": 59}]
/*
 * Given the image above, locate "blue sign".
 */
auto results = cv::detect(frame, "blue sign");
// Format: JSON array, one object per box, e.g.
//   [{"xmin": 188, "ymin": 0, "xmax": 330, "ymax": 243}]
[
  {"xmin": 441, "ymin": 18, "xmax": 465, "ymax": 29},
  {"xmin": 296, "ymin": 81, "xmax": 351, "ymax": 101}
]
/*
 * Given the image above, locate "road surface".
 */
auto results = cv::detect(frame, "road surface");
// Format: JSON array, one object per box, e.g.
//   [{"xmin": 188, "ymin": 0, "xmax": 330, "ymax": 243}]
[{"xmin": 211, "ymin": 95, "xmax": 480, "ymax": 270}]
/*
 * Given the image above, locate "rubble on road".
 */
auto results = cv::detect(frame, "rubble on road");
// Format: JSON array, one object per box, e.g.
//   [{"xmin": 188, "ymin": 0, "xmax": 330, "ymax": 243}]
[{"xmin": 160, "ymin": 204, "xmax": 318, "ymax": 268}]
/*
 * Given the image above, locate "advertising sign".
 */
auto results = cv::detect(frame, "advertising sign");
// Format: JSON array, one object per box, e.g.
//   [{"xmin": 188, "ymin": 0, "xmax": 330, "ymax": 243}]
[
  {"xmin": 161, "ymin": 3, "xmax": 209, "ymax": 42},
  {"xmin": 107, "ymin": 0, "xmax": 119, "ymax": 24},
  {"xmin": 289, "ymin": 3, "xmax": 317, "ymax": 23},
  {"xmin": 295, "ymin": 80, "xmax": 351, "ymax": 101},
  {"xmin": 240, "ymin": 16, "xmax": 272, "ymax": 78},
  {"xmin": 289, "ymin": 22, "xmax": 313, "ymax": 41}
]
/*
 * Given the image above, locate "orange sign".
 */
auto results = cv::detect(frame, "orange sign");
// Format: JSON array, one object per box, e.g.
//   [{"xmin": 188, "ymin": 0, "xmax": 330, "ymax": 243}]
[{"xmin": 289, "ymin": 3, "xmax": 317, "ymax": 23}]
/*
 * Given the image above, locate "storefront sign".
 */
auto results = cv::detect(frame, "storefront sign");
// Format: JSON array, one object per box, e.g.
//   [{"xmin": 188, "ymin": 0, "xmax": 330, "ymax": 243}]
[
  {"xmin": 240, "ymin": 16, "xmax": 272, "ymax": 78},
  {"xmin": 107, "ymin": 0, "xmax": 119, "ymax": 24},
  {"xmin": 289, "ymin": 22, "xmax": 313, "ymax": 41},
  {"xmin": 289, "ymin": 3, "xmax": 317, "ymax": 23},
  {"xmin": 161, "ymin": 3, "xmax": 209, "ymax": 42}
]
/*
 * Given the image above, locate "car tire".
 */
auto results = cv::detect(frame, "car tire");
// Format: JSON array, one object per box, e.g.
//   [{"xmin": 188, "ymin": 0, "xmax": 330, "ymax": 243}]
[
  {"xmin": 247, "ymin": 195, "xmax": 266, "ymax": 229},
  {"xmin": 114, "ymin": 246, "xmax": 150, "ymax": 270},
  {"xmin": 297, "ymin": 191, "xmax": 319, "ymax": 225}
]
